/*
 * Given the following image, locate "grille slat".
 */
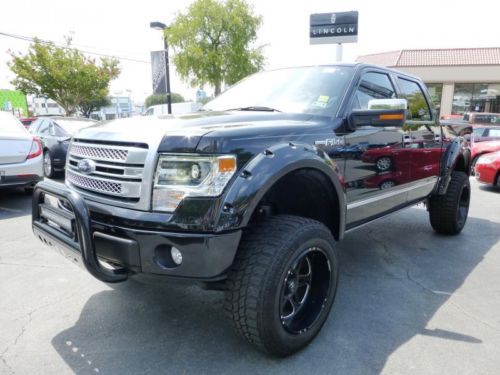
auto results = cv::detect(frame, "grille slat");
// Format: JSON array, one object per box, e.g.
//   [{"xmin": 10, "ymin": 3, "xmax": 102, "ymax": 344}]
[
  {"xmin": 71, "ymin": 144, "xmax": 128, "ymax": 161},
  {"xmin": 67, "ymin": 170, "xmax": 122, "ymax": 195}
]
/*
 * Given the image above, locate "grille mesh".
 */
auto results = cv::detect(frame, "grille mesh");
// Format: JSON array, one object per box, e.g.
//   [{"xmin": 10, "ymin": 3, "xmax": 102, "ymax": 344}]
[
  {"xmin": 67, "ymin": 170, "xmax": 122, "ymax": 195},
  {"xmin": 71, "ymin": 144, "xmax": 128, "ymax": 161}
]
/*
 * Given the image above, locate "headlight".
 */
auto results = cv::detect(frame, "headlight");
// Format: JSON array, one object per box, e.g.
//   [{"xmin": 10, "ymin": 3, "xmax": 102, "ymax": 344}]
[{"xmin": 152, "ymin": 154, "xmax": 237, "ymax": 212}]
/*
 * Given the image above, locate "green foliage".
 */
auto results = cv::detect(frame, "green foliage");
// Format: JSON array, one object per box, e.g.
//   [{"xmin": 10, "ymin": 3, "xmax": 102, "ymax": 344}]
[
  {"xmin": 166, "ymin": 0, "xmax": 264, "ymax": 96},
  {"xmin": 8, "ymin": 37, "xmax": 120, "ymax": 116},
  {"xmin": 145, "ymin": 93, "xmax": 185, "ymax": 108},
  {"xmin": 79, "ymin": 97, "xmax": 112, "ymax": 118}
]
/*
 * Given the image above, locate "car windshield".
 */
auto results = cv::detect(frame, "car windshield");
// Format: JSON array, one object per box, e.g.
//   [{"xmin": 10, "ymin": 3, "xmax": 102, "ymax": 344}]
[
  {"xmin": 473, "ymin": 127, "xmax": 500, "ymax": 141},
  {"xmin": 54, "ymin": 119, "xmax": 96, "ymax": 135},
  {"xmin": 203, "ymin": 66, "xmax": 354, "ymax": 117}
]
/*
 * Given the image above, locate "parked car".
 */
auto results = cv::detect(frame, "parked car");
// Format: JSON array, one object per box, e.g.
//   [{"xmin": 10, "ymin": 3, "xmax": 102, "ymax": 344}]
[
  {"xmin": 29, "ymin": 117, "xmax": 96, "ymax": 178},
  {"xmin": 475, "ymin": 151, "xmax": 500, "ymax": 188},
  {"xmin": 32, "ymin": 64, "xmax": 471, "ymax": 356},
  {"xmin": 0, "ymin": 111, "xmax": 43, "ymax": 191},
  {"xmin": 470, "ymin": 126, "xmax": 500, "ymax": 173}
]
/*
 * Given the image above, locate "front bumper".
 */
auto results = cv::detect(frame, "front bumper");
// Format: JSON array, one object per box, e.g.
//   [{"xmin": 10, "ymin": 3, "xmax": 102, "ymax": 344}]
[{"xmin": 32, "ymin": 180, "xmax": 242, "ymax": 283}]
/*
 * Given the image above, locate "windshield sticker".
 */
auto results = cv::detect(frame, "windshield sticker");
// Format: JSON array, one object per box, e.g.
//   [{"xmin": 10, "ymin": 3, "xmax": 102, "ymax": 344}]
[{"xmin": 312, "ymin": 95, "xmax": 330, "ymax": 108}]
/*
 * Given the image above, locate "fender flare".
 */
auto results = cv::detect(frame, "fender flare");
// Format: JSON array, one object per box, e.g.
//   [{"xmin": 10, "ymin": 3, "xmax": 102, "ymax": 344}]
[
  {"xmin": 215, "ymin": 142, "xmax": 347, "ymax": 240},
  {"xmin": 437, "ymin": 137, "xmax": 471, "ymax": 195}
]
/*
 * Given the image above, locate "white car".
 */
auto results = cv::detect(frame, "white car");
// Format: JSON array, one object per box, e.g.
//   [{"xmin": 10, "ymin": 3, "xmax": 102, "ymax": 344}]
[{"xmin": 0, "ymin": 111, "xmax": 43, "ymax": 191}]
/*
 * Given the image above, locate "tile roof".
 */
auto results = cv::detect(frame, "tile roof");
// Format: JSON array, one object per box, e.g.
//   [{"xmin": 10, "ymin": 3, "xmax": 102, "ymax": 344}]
[{"xmin": 357, "ymin": 48, "xmax": 500, "ymax": 67}]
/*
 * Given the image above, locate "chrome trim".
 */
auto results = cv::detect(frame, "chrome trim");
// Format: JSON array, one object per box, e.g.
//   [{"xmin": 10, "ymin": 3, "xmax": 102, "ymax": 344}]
[
  {"xmin": 66, "ymin": 169, "xmax": 142, "ymax": 198},
  {"xmin": 70, "ymin": 142, "xmax": 148, "ymax": 164},
  {"xmin": 68, "ymin": 156, "xmax": 143, "ymax": 180},
  {"xmin": 346, "ymin": 178, "xmax": 437, "ymax": 210}
]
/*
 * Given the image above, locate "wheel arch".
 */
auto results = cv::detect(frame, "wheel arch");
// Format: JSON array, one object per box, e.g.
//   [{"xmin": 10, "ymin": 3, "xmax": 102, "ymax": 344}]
[
  {"xmin": 217, "ymin": 143, "xmax": 346, "ymax": 240},
  {"xmin": 437, "ymin": 138, "xmax": 471, "ymax": 195}
]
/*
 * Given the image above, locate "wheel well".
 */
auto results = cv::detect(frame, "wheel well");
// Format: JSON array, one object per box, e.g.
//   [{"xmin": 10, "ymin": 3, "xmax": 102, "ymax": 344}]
[
  {"xmin": 249, "ymin": 168, "xmax": 340, "ymax": 240},
  {"xmin": 454, "ymin": 154, "xmax": 468, "ymax": 174}
]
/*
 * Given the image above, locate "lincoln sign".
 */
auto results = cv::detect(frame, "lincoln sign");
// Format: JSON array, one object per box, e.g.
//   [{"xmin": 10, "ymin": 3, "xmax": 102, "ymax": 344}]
[{"xmin": 310, "ymin": 11, "xmax": 358, "ymax": 45}]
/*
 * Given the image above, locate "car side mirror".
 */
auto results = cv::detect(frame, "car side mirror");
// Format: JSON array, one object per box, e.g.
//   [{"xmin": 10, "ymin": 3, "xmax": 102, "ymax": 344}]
[{"xmin": 348, "ymin": 99, "xmax": 408, "ymax": 129}]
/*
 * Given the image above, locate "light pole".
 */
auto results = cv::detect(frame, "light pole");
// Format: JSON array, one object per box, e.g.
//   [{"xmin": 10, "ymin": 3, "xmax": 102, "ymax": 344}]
[{"xmin": 150, "ymin": 21, "xmax": 172, "ymax": 114}]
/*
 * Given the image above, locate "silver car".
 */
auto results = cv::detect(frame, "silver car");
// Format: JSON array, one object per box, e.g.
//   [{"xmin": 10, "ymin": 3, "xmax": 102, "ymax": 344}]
[{"xmin": 0, "ymin": 111, "xmax": 43, "ymax": 191}]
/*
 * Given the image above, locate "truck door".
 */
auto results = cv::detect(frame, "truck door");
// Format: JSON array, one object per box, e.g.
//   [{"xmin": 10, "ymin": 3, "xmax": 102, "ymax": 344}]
[
  {"xmin": 395, "ymin": 77, "xmax": 442, "ymax": 202},
  {"xmin": 343, "ymin": 70, "xmax": 412, "ymax": 228}
]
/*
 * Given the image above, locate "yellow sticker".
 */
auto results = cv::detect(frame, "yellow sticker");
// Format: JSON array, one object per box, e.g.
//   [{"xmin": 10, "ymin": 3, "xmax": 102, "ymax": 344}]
[{"xmin": 318, "ymin": 95, "xmax": 330, "ymax": 103}]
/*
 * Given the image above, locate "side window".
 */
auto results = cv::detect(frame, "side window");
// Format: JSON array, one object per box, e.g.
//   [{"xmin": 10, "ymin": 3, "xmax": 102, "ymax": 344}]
[
  {"xmin": 37, "ymin": 120, "xmax": 50, "ymax": 135},
  {"xmin": 28, "ymin": 119, "xmax": 41, "ymax": 134},
  {"xmin": 353, "ymin": 72, "xmax": 396, "ymax": 110},
  {"xmin": 397, "ymin": 78, "xmax": 431, "ymax": 121}
]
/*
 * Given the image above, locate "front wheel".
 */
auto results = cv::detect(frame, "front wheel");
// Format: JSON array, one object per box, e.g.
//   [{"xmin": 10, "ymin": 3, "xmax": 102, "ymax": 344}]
[
  {"xmin": 224, "ymin": 215, "xmax": 338, "ymax": 356},
  {"xmin": 376, "ymin": 156, "xmax": 392, "ymax": 172},
  {"xmin": 428, "ymin": 171, "xmax": 470, "ymax": 235}
]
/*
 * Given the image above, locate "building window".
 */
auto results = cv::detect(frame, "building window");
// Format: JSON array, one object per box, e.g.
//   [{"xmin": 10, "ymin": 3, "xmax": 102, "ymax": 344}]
[
  {"xmin": 452, "ymin": 83, "xmax": 500, "ymax": 115},
  {"xmin": 426, "ymin": 83, "xmax": 443, "ymax": 108}
]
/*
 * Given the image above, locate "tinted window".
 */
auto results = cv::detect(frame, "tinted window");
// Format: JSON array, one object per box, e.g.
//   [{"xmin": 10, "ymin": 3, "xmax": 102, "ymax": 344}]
[
  {"xmin": 29, "ymin": 119, "xmax": 42, "ymax": 134},
  {"xmin": 38, "ymin": 120, "xmax": 50, "ymax": 135},
  {"xmin": 353, "ymin": 72, "xmax": 396, "ymax": 110},
  {"xmin": 397, "ymin": 78, "xmax": 431, "ymax": 121}
]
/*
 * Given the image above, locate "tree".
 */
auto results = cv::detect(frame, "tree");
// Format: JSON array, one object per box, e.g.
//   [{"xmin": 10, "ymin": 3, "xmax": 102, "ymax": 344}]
[
  {"xmin": 79, "ymin": 97, "xmax": 111, "ymax": 118},
  {"xmin": 8, "ymin": 37, "xmax": 120, "ymax": 116},
  {"xmin": 166, "ymin": 0, "xmax": 264, "ymax": 96},
  {"xmin": 145, "ymin": 93, "xmax": 185, "ymax": 108}
]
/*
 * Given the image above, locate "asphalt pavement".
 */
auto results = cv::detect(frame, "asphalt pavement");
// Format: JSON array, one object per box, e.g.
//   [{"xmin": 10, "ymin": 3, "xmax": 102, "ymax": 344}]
[{"xmin": 1, "ymin": 179, "xmax": 499, "ymax": 374}]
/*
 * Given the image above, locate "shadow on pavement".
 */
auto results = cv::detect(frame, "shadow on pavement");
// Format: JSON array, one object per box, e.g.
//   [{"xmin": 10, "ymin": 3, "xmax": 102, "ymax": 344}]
[
  {"xmin": 51, "ymin": 207, "xmax": 499, "ymax": 374},
  {"xmin": 0, "ymin": 188, "xmax": 32, "ymax": 220}
]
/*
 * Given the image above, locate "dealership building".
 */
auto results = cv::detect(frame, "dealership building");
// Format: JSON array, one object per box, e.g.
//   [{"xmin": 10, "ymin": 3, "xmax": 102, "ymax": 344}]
[{"xmin": 357, "ymin": 48, "xmax": 500, "ymax": 118}]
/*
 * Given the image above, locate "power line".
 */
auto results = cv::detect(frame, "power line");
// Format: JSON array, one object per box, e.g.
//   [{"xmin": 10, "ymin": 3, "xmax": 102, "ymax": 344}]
[{"xmin": 0, "ymin": 31, "xmax": 151, "ymax": 64}]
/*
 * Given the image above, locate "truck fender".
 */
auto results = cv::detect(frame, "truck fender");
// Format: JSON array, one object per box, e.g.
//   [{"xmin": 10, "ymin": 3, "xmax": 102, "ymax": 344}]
[
  {"xmin": 216, "ymin": 142, "xmax": 347, "ymax": 240},
  {"xmin": 437, "ymin": 137, "xmax": 471, "ymax": 195}
]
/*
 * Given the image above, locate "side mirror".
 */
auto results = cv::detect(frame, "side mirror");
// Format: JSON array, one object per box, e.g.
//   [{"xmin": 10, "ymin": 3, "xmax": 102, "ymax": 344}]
[{"xmin": 349, "ymin": 99, "xmax": 408, "ymax": 129}]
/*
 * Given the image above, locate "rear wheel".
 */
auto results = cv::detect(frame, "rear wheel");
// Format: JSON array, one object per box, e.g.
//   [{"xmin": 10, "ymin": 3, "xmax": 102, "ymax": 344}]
[
  {"xmin": 43, "ymin": 151, "xmax": 55, "ymax": 178},
  {"xmin": 224, "ymin": 215, "xmax": 338, "ymax": 356},
  {"xmin": 376, "ymin": 156, "xmax": 392, "ymax": 172},
  {"xmin": 428, "ymin": 171, "xmax": 470, "ymax": 235}
]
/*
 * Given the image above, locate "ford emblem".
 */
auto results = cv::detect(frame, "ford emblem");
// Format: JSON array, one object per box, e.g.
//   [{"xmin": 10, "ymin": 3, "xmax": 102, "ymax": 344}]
[{"xmin": 77, "ymin": 159, "xmax": 96, "ymax": 175}]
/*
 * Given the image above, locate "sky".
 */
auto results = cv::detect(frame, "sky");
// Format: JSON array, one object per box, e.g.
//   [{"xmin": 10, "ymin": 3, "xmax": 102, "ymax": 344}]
[{"xmin": 1, "ymin": 0, "xmax": 499, "ymax": 104}]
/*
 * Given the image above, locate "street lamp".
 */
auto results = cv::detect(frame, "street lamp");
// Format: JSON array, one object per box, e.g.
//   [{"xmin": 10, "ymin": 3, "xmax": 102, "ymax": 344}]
[{"xmin": 150, "ymin": 21, "xmax": 172, "ymax": 114}]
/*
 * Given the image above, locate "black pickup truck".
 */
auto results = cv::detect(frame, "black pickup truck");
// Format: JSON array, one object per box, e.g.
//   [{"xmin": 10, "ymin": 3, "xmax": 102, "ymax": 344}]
[{"xmin": 32, "ymin": 64, "xmax": 471, "ymax": 356}]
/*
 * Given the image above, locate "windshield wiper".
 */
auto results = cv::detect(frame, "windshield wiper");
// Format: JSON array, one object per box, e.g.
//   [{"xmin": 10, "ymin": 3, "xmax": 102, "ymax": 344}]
[{"xmin": 226, "ymin": 106, "xmax": 281, "ymax": 112}]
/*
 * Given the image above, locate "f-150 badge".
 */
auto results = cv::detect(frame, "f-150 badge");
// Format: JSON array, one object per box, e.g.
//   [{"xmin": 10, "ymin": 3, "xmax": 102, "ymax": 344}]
[{"xmin": 314, "ymin": 137, "xmax": 345, "ymax": 146}]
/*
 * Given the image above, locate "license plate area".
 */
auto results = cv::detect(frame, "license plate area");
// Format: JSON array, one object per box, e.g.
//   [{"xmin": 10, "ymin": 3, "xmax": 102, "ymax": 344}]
[{"xmin": 39, "ymin": 194, "xmax": 77, "ymax": 241}]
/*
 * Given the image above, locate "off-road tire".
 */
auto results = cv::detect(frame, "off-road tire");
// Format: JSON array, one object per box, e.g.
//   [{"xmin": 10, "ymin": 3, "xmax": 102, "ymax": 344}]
[
  {"xmin": 429, "ymin": 171, "xmax": 470, "ymax": 235},
  {"xmin": 224, "ymin": 215, "xmax": 338, "ymax": 357}
]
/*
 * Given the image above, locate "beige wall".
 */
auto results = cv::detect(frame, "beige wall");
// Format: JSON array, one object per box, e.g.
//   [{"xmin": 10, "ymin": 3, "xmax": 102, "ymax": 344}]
[{"xmin": 392, "ymin": 65, "xmax": 500, "ymax": 83}]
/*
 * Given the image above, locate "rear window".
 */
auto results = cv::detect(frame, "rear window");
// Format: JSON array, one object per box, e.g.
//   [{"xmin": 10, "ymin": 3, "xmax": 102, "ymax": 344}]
[{"xmin": 0, "ymin": 113, "xmax": 28, "ymax": 135}]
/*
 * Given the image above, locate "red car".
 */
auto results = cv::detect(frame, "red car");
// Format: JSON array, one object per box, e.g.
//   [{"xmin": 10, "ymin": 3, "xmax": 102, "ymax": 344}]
[
  {"xmin": 475, "ymin": 151, "xmax": 500, "ymax": 188},
  {"xmin": 470, "ymin": 126, "xmax": 500, "ymax": 173},
  {"xmin": 20, "ymin": 117, "xmax": 37, "ymax": 129}
]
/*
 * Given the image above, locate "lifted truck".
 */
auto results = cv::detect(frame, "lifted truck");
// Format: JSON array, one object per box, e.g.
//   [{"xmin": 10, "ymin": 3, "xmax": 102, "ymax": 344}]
[{"xmin": 32, "ymin": 64, "xmax": 471, "ymax": 356}]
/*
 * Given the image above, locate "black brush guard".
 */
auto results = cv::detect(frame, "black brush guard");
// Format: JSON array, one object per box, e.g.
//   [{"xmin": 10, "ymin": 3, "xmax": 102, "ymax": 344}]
[{"xmin": 32, "ymin": 180, "xmax": 128, "ymax": 283}]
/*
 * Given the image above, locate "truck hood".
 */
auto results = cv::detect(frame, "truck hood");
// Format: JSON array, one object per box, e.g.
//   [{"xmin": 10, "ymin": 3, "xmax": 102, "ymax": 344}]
[{"xmin": 74, "ymin": 111, "xmax": 331, "ymax": 153}]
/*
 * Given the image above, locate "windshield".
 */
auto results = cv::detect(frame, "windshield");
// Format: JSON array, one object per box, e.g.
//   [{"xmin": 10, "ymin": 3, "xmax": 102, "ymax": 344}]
[
  {"xmin": 203, "ymin": 66, "xmax": 354, "ymax": 116},
  {"xmin": 54, "ymin": 119, "xmax": 96, "ymax": 135}
]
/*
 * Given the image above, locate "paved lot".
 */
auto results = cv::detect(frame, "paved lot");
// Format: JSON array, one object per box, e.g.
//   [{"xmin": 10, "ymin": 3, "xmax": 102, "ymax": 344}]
[{"xmin": 1, "ymin": 179, "xmax": 499, "ymax": 374}]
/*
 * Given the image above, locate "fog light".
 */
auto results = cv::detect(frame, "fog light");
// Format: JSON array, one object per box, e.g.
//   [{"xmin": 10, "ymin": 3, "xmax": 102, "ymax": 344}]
[{"xmin": 171, "ymin": 247, "xmax": 183, "ymax": 265}]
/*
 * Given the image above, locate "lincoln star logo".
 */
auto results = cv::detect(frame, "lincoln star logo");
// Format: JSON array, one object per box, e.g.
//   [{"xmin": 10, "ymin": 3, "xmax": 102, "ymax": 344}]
[
  {"xmin": 330, "ymin": 13, "xmax": 336, "ymax": 24},
  {"xmin": 77, "ymin": 159, "xmax": 96, "ymax": 175}
]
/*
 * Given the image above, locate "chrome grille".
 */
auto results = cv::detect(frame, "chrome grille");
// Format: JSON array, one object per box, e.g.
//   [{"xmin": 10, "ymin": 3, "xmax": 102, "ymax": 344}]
[
  {"xmin": 66, "ymin": 141, "xmax": 148, "ymax": 203},
  {"xmin": 70, "ymin": 144, "xmax": 128, "ymax": 161},
  {"xmin": 67, "ymin": 170, "xmax": 122, "ymax": 195}
]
